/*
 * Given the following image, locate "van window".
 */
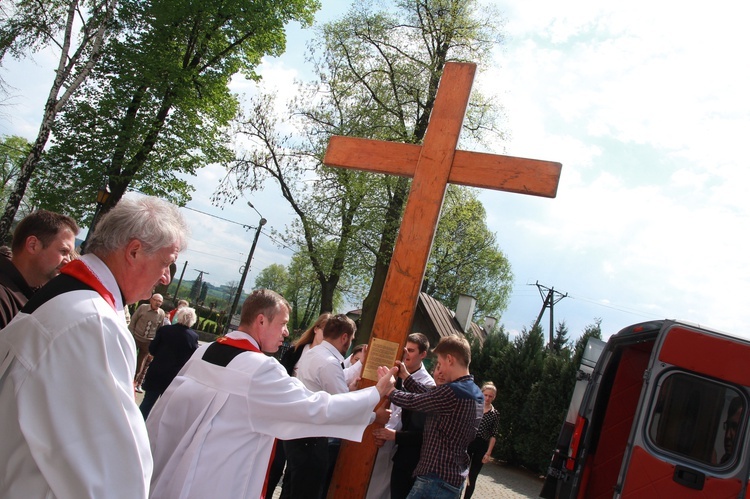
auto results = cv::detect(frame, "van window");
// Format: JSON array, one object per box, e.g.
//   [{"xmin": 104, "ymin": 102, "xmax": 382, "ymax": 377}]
[{"xmin": 648, "ymin": 372, "xmax": 745, "ymax": 467}]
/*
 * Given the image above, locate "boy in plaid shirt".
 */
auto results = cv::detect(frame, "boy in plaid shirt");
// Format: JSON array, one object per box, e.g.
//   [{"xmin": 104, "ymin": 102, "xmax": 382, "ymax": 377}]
[{"xmin": 385, "ymin": 335, "xmax": 483, "ymax": 498}]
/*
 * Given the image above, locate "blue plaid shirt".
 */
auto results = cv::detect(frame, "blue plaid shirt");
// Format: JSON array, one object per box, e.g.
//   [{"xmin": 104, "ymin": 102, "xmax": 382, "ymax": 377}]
[{"xmin": 389, "ymin": 374, "xmax": 483, "ymax": 487}]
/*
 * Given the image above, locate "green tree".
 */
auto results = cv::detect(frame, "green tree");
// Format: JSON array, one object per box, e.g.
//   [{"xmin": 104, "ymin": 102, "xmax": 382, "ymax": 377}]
[
  {"xmin": 285, "ymin": 252, "xmax": 326, "ymax": 332},
  {"xmin": 198, "ymin": 282, "xmax": 208, "ymax": 304},
  {"xmin": 317, "ymin": 0, "xmax": 504, "ymax": 344},
  {"xmin": 189, "ymin": 275, "xmax": 203, "ymax": 303},
  {"xmin": 0, "ymin": 0, "xmax": 117, "ymax": 240},
  {"xmin": 0, "ymin": 135, "xmax": 31, "ymax": 215},
  {"xmin": 218, "ymin": 0, "xmax": 505, "ymax": 344},
  {"xmin": 518, "ymin": 352, "xmax": 572, "ymax": 472},
  {"xmin": 216, "ymin": 90, "xmax": 367, "ymax": 317},
  {"xmin": 254, "ymin": 264, "xmax": 290, "ymax": 294},
  {"xmin": 550, "ymin": 320, "xmax": 570, "ymax": 354},
  {"xmin": 32, "ymin": 0, "xmax": 319, "ymax": 229},
  {"xmin": 487, "ymin": 322, "xmax": 545, "ymax": 465},
  {"xmin": 424, "ymin": 185, "xmax": 513, "ymax": 320},
  {"xmin": 468, "ymin": 326, "xmax": 511, "ymax": 388}
]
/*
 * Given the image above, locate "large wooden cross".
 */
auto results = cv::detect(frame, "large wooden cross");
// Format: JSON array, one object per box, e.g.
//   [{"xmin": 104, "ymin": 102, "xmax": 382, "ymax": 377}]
[{"xmin": 324, "ymin": 62, "xmax": 561, "ymax": 498}]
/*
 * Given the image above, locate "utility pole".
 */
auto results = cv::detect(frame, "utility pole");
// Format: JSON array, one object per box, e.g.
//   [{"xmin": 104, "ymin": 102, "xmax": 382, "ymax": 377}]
[
  {"xmin": 190, "ymin": 270, "xmax": 209, "ymax": 303},
  {"xmin": 532, "ymin": 281, "xmax": 568, "ymax": 346},
  {"xmin": 224, "ymin": 202, "xmax": 267, "ymax": 335},
  {"xmin": 173, "ymin": 260, "xmax": 188, "ymax": 301}
]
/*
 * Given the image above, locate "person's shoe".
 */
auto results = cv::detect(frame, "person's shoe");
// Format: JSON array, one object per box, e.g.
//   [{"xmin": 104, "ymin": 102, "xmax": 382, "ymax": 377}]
[{"xmin": 135, "ymin": 385, "xmax": 144, "ymax": 393}]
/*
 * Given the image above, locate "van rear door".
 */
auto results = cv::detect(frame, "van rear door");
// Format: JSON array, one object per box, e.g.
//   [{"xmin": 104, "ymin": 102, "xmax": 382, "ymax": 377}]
[{"xmin": 615, "ymin": 322, "xmax": 750, "ymax": 498}]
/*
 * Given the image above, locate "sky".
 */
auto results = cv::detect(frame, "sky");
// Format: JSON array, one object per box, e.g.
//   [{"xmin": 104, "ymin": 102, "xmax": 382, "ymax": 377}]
[{"xmin": 2, "ymin": 0, "xmax": 749, "ymax": 342}]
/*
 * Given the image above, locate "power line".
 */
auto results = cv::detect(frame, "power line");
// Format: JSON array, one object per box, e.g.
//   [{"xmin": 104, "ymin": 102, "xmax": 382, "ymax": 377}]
[
  {"xmin": 568, "ymin": 294, "xmax": 662, "ymax": 320},
  {"xmin": 181, "ymin": 204, "xmax": 254, "ymax": 229}
]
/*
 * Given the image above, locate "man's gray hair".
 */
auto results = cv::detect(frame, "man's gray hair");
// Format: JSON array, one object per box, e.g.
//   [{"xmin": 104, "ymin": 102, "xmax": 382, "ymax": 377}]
[{"xmin": 87, "ymin": 195, "xmax": 189, "ymax": 256}]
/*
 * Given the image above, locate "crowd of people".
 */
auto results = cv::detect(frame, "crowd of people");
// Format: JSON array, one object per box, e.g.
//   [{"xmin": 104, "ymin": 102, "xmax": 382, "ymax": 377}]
[{"xmin": 0, "ymin": 195, "xmax": 502, "ymax": 499}]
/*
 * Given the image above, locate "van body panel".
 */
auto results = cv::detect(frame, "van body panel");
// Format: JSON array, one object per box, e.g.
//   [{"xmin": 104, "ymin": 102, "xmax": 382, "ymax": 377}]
[
  {"xmin": 620, "ymin": 446, "xmax": 743, "ymax": 498},
  {"xmin": 584, "ymin": 345, "xmax": 651, "ymax": 499},
  {"xmin": 659, "ymin": 326, "xmax": 750, "ymax": 387}
]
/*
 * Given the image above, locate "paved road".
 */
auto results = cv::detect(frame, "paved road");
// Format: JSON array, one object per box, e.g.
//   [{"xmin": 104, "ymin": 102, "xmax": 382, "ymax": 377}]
[{"xmin": 465, "ymin": 460, "xmax": 544, "ymax": 499}]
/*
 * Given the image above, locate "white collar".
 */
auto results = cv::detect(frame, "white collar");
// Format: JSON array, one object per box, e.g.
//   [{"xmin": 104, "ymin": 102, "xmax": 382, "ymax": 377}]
[
  {"xmin": 227, "ymin": 330, "xmax": 260, "ymax": 350},
  {"xmin": 80, "ymin": 253, "xmax": 124, "ymax": 311}
]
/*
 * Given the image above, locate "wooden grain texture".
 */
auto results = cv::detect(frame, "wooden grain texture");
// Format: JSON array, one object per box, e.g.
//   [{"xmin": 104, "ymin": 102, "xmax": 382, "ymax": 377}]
[
  {"xmin": 325, "ymin": 61, "xmax": 562, "ymax": 498},
  {"xmin": 324, "ymin": 138, "xmax": 561, "ymax": 197}
]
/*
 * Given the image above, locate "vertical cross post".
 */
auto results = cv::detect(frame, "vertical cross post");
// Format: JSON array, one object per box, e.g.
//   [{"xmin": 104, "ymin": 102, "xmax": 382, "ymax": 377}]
[{"xmin": 324, "ymin": 62, "xmax": 562, "ymax": 497}]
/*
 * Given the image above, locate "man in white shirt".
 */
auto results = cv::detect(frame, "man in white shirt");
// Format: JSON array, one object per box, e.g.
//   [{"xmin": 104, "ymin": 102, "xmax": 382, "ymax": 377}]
[
  {"xmin": 0, "ymin": 195, "xmax": 189, "ymax": 499},
  {"xmin": 368, "ymin": 333, "xmax": 435, "ymax": 499},
  {"xmin": 284, "ymin": 314, "xmax": 357, "ymax": 499},
  {"xmin": 147, "ymin": 293, "xmax": 395, "ymax": 499}
]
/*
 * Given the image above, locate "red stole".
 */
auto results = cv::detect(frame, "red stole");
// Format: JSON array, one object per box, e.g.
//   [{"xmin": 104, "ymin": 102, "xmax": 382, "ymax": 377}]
[
  {"xmin": 60, "ymin": 259, "xmax": 116, "ymax": 311},
  {"xmin": 215, "ymin": 335, "xmax": 261, "ymax": 353}
]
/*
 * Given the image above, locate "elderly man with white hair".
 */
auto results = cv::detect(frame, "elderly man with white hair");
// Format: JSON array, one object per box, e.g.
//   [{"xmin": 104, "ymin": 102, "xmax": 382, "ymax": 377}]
[
  {"xmin": 129, "ymin": 292, "xmax": 167, "ymax": 392},
  {"xmin": 0, "ymin": 195, "xmax": 189, "ymax": 499}
]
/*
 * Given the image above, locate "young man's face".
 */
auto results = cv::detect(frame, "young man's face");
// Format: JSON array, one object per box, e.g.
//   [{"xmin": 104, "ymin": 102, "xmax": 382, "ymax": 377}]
[
  {"xmin": 402, "ymin": 341, "xmax": 426, "ymax": 373},
  {"xmin": 433, "ymin": 353, "xmax": 457, "ymax": 383},
  {"xmin": 32, "ymin": 228, "xmax": 76, "ymax": 286},
  {"xmin": 257, "ymin": 306, "xmax": 290, "ymax": 353}
]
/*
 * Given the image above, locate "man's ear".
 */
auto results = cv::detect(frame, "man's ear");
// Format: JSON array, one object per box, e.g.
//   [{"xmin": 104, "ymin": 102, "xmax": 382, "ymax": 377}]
[
  {"xmin": 124, "ymin": 239, "xmax": 143, "ymax": 266},
  {"xmin": 446, "ymin": 354, "xmax": 456, "ymax": 367},
  {"xmin": 25, "ymin": 235, "xmax": 42, "ymax": 254}
]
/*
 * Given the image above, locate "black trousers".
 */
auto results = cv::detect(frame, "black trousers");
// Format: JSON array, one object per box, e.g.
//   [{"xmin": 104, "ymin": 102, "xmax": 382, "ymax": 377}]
[
  {"xmin": 281, "ymin": 437, "xmax": 328, "ymax": 499},
  {"xmin": 391, "ymin": 463, "xmax": 417, "ymax": 499},
  {"xmin": 265, "ymin": 439, "xmax": 286, "ymax": 499},
  {"xmin": 464, "ymin": 437, "xmax": 490, "ymax": 499}
]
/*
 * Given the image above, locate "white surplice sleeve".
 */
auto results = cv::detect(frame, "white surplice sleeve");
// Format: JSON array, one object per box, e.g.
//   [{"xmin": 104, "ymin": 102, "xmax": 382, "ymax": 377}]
[{"xmin": 246, "ymin": 355, "xmax": 380, "ymax": 440}]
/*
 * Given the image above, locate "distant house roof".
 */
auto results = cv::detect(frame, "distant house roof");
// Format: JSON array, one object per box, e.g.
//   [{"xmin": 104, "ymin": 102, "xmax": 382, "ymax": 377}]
[
  {"xmin": 344, "ymin": 292, "xmax": 487, "ymax": 347},
  {"xmin": 417, "ymin": 292, "xmax": 486, "ymax": 344}
]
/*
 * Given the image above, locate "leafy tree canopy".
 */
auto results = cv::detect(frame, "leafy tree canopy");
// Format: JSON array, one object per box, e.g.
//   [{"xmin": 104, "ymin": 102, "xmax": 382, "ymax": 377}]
[{"xmin": 30, "ymin": 0, "xmax": 320, "ymax": 226}]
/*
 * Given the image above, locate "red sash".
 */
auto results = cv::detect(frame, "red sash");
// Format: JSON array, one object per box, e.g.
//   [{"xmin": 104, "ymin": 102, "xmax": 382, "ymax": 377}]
[
  {"xmin": 215, "ymin": 335, "xmax": 261, "ymax": 353},
  {"xmin": 60, "ymin": 259, "xmax": 116, "ymax": 311}
]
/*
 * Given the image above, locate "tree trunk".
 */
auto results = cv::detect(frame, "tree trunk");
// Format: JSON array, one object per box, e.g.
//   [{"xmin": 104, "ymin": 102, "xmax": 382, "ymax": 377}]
[
  {"xmin": 0, "ymin": 0, "xmax": 115, "ymax": 241},
  {"xmin": 356, "ymin": 176, "xmax": 409, "ymax": 344}
]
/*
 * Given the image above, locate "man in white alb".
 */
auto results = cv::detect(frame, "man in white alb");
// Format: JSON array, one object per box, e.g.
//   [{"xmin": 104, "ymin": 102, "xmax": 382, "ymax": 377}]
[
  {"xmin": 147, "ymin": 290, "xmax": 396, "ymax": 499},
  {"xmin": 0, "ymin": 195, "xmax": 189, "ymax": 498}
]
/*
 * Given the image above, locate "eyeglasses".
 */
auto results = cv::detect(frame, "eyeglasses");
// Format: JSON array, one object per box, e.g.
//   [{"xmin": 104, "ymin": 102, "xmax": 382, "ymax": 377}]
[{"xmin": 724, "ymin": 420, "xmax": 739, "ymax": 431}]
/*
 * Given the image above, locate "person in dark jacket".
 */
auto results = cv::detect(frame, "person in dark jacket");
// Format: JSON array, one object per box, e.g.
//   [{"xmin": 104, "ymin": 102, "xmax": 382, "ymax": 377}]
[
  {"xmin": 0, "ymin": 210, "xmax": 78, "ymax": 328},
  {"xmin": 139, "ymin": 306, "xmax": 199, "ymax": 419}
]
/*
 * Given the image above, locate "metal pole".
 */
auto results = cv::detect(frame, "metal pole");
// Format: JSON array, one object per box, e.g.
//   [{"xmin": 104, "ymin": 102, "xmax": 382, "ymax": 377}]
[
  {"xmin": 224, "ymin": 217, "xmax": 266, "ymax": 335},
  {"xmin": 173, "ymin": 260, "xmax": 188, "ymax": 301}
]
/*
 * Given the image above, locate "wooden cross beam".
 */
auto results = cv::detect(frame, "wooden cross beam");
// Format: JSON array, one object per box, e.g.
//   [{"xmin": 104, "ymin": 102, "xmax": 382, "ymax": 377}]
[{"xmin": 324, "ymin": 62, "xmax": 562, "ymax": 498}]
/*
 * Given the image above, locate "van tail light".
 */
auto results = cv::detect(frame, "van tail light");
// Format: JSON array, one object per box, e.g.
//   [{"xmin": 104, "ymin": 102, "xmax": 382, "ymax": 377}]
[{"xmin": 566, "ymin": 415, "xmax": 587, "ymax": 471}]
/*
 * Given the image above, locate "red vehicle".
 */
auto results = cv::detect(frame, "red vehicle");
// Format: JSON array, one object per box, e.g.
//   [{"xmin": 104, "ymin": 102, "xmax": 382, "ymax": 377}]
[{"xmin": 541, "ymin": 320, "xmax": 750, "ymax": 498}]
